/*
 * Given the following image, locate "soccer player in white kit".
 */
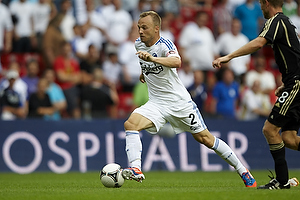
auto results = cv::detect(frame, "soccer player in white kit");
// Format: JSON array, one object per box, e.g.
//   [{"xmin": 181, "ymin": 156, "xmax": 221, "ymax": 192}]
[{"xmin": 122, "ymin": 11, "xmax": 257, "ymax": 187}]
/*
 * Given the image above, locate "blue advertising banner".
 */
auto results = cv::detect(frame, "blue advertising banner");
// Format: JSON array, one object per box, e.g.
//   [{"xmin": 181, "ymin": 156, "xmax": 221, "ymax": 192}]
[{"xmin": 0, "ymin": 119, "xmax": 299, "ymax": 174}]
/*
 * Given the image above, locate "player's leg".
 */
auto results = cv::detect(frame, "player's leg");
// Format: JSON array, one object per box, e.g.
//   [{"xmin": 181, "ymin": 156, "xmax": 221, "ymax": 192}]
[
  {"xmin": 193, "ymin": 129, "xmax": 256, "ymax": 187},
  {"xmin": 123, "ymin": 113, "xmax": 154, "ymax": 182},
  {"xmin": 124, "ymin": 112, "xmax": 154, "ymax": 169},
  {"xmin": 257, "ymin": 120, "xmax": 290, "ymax": 189},
  {"xmin": 282, "ymin": 130, "xmax": 300, "ymax": 150}
]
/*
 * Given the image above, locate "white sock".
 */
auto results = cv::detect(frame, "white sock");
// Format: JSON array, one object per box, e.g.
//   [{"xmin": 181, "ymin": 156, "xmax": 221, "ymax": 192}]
[
  {"xmin": 211, "ymin": 136, "xmax": 247, "ymax": 176},
  {"xmin": 125, "ymin": 131, "xmax": 142, "ymax": 170}
]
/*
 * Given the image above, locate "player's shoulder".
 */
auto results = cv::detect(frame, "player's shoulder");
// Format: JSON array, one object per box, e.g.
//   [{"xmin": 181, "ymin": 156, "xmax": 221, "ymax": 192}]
[{"xmin": 155, "ymin": 36, "xmax": 176, "ymax": 50}]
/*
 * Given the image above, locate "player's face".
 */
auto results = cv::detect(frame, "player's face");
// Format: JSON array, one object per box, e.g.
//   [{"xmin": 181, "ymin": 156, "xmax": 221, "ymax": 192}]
[
  {"xmin": 259, "ymin": 0, "xmax": 270, "ymax": 19},
  {"xmin": 137, "ymin": 15, "xmax": 158, "ymax": 46}
]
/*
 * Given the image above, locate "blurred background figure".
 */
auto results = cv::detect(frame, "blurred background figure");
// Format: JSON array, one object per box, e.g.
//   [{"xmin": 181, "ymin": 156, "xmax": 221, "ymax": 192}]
[
  {"xmin": 238, "ymin": 79, "xmax": 272, "ymax": 121},
  {"xmin": 80, "ymin": 67, "xmax": 119, "ymax": 119},
  {"xmin": 9, "ymin": 0, "xmax": 36, "ymax": 53},
  {"xmin": 0, "ymin": 61, "xmax": 28, "ymax": 106},
  {"xmin": 106, "ymin": 0, "xmax": 133, "ymax": 46},
  {"xmin": 0, "ymin": 70, "xmax": 26, "ymax": 120},
  {"xmin": 22, "ymin": 59, "xmax": 40, "ymax": 96},
  {"xmin": 179, "ymin": 11, "xmax": 218, "ymax": 72},
  {"xmin": 42, "ymin": 14, "xmax": 65, "ymax": 68},
  {"xmin": 80, "ymin": 44, "xmax": 102, "ymax": 86},
  {"xmin": 178, "ymin": 59, "xmax": 194, "ymax": 89},
  {"xmin": 43, "ymin": 68, "xmax": 67, "ymax": 120},
  {"xmin": 0, "ymin": 0, "xmax": 13, "ymax": 71},
  {"xmin": 32, "ymin": 0, "xmax": 54, "ymax": 52},
  {"xmin": 216, "ymin": 18, "xmax": 250, "ymax": 82},
  {"xmin": 160, "ymin": 12, "xmax": 175, "ymax": 42},
  {"xmin": 59, "ymin": 0, "xmax": 76, "ymax": 42},
  {"xmin": 213, "ymin": 0, "xmax": 232, "ymax": 38},
  {"xmin": 102, "ymin": 44, "xmax": 122, "ymax": 88},
  {"xmin": 233, "ymin": 0, "xmax": 264, "ymax": 41},
  {"xmin": 118, "ymin": 24, "xmax": 141, "ymax": 92},
  {"xmin": 53, "ymin": 41, "xmax": 81, "ymax": 119},
  {"xmin": 187, "ymin": 70, "xmax": 207, "ymax": 112},
  {"xmin": 282, "ymin": 0, "xmax": 297, "ymax": 17},
  {"xmin": 211, "ymin": 67, "xmax": 239, "ymax": 118},
  {"xmin": 132, "ymin": 81, "xmax": 148, "ymax": 109},
  {"xmin": 245, "ymin": 54, "xmax": 276, "ymax": 103},
  {"xmin": 289, "ymin": 3, "xmax": 300, "ymax": 39},
  {"xmin": 28, "ymin": 78, "xmax": 55, "ymax": 119}
]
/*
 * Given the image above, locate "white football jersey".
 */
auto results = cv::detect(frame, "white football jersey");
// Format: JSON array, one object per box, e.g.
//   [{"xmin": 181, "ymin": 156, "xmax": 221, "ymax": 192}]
[{"xmin": 135, "ymin": 36, "xmax": 192, "ymax": 105}]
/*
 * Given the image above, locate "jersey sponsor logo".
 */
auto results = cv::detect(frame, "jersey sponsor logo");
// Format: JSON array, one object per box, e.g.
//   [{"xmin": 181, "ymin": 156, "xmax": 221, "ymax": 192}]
[{"xmin": 140, "ymin": 62, "xmax": 163, "ymax": 75}]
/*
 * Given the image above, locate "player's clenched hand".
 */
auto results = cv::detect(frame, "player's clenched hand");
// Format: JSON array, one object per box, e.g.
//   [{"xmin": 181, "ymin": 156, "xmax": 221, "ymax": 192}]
[
  {"xmin": 212, "ymin": 55, "xmax": 231, "ymax": 68},
  {"xmin": 136, "ymin": 51, "xmax": 153, "ymax": 62}
]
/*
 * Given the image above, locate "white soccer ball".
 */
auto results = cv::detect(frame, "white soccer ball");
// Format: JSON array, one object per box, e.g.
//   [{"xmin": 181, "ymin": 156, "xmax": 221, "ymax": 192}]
[{"xmin": 100, "ymin": 163, "xmax": 125, "ymax": 188}]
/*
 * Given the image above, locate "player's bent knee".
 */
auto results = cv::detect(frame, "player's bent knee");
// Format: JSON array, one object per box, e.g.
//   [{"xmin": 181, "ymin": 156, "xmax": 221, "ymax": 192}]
[
  {"xmin": 124, "ymin": 120, "xmax": 135, "ymax": 131},
  {"xmin": 192, "ymin": 131, "xmax": 214, "ymax": 148}
]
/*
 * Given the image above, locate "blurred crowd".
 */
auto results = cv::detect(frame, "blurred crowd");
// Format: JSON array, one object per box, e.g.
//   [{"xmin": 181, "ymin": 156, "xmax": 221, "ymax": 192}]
[{"xmin": 0, "ymin": 0, "xmax": 299, "ymax": 121}]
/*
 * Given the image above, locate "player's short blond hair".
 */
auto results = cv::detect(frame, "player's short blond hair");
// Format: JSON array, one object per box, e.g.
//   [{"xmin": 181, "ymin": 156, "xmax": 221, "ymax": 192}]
[{"xmin": 139, "ymin": 11, "xmax": 161, "ymax": 28}]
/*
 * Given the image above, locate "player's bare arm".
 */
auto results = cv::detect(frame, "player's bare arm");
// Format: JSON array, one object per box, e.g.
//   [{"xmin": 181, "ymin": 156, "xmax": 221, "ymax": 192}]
[
  {"xmin": 136, "ymin": 51, "xmax": 181, "ymax": 68},
  {"xmin": 212, "ymin": 37, "xmax": 267, "ymax": 68}
]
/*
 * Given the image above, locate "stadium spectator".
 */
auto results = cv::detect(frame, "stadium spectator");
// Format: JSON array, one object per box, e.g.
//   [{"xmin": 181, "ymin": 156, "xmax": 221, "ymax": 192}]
[
  {"xmin": 238, "ymin": 79, "xmax": 272, "ymax": 121},
  {"xmin": 32, "ymin": 0, "xmax": 53, "ymax": 52},
  {"xmin": 226, "ymin": 0, "xmax": 245, "ymax": 13},
  {"xmin": 22, "ymin": 59, "xmax": 40, "ymax": 96},
  {"xmin": 0, "ymin": 70, "xmax": 26, "ymax": 120},
  {"xmin": 233, "ymin": 0, "xmax": 264, "ymax": 41},
  {"xmin": 245, "ymin": 54, "xmax": 276, "ymax": 97},
  {"xmin": 178, "ymin": 59, "xmax": 194, "ymax": 88},
  {"xmin": 106, "ymin": 0, "xmax": 133, "ymax": 46},
  {"xmin": 178, "ymin": 11, "xmax": 218, "ymax": 72},
  {"xmin": 187, "ymin": 70, "xmax": 207, "ymax": 111},
  {"xmin": 95, "ymin": 0, "xmax": 115, "ymax": 23},
  {"xmin": 0, "ymin": 0, "xmax": 13, "ymax": 71},
  {"xmin": 211, "ymin": 67, "xmax": 239, "ymax": 118},
  {"xmin": 160, "ymin": 12, "xmax": 175, "ymax": 42},
  {"xmin": 71, "ymin": 24, "xmax": 90, "ymax": 61},
  {"xmin": 212, "ymin": 0, "xmax": 232, "ymax": 38},
  {"xmin": 9, "ymin": 0, "xmax": 36, "ymax": 53},
  {"xmin": 42, "ymin": 14, "xmax": 65, "ymax": 68},
  {"xmin": 131, "ymin": 0, "xmax": 149, "ymax": 22},
  {"xmin": 102, "ymin": 44, "xmax": 122, "ymax": 87},
  {"xmin": 43, "ymin": 68, "xmax": 67, "ymax": 120},
  {"xmin": 80, "ymin": 67, "xmax": 119, "ymax": 119},
  {"xmin": 118, "ymin": 24, "xmax": 141, "ymax": 92},
  {"xmin": 53, "ymin": 41, "xmax": 81, "ymax": 119},
  {"xmin": 28, "ymin": 78, "xmax": 55, "ymax": 119},
  {"xmin": 216, "ymin": 18, "xmax": 250, "ymax": 80},
  {"xmin": 282, "ymin": 0, "xmax": 297, "ymax": 17},
  {"xmin": 0, "ymin": 61, "xmax": 28, "ymax": 105},
  {"xmin": 79, "ymin": 0, "xmax": 108, "ymax": 52},
  {"xmin": 80, "ymin": 44, "xmax": 102, "ymax": 86},
  {"xmin": 132, "ymin": 81, "xmax": 148, "ymax": 108},
  {"xmin": 289, "ymin": 3, "xmax": 300, "ymax": 39},
  {"xmin": 59, "ymin": 0, "xmax": 76, "ymax": 42}
]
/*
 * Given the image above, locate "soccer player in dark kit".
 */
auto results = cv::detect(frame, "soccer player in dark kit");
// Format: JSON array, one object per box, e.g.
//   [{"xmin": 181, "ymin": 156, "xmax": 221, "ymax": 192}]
[{"xmin": 213, "ymin": 0, "xmax": 300, "ymax": 190}]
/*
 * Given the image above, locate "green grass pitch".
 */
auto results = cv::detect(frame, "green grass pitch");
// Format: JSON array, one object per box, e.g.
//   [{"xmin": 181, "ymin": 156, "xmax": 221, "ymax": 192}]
[{"xmin": 0, "ymin": 170, "xmax": 300, "ymax": 200}]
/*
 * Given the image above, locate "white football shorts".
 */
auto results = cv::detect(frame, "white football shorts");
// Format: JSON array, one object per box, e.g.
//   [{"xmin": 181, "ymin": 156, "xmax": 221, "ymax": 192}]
[{"xmin": 133, "ymin": 100, "xmax": 207, "ymax": 134}]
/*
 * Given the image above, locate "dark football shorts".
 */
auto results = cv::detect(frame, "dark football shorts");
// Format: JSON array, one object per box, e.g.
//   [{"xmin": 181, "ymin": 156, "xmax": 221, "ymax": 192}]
[{"xmin": 268, "ymin": 80, "xmax": 300, "ymax": 132}]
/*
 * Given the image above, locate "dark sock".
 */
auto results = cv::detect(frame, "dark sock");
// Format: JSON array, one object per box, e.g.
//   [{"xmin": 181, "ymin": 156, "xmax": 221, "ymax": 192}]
[{"xmin": 270, "ymin": 145, "xmax": 288, "ymax": 185}]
